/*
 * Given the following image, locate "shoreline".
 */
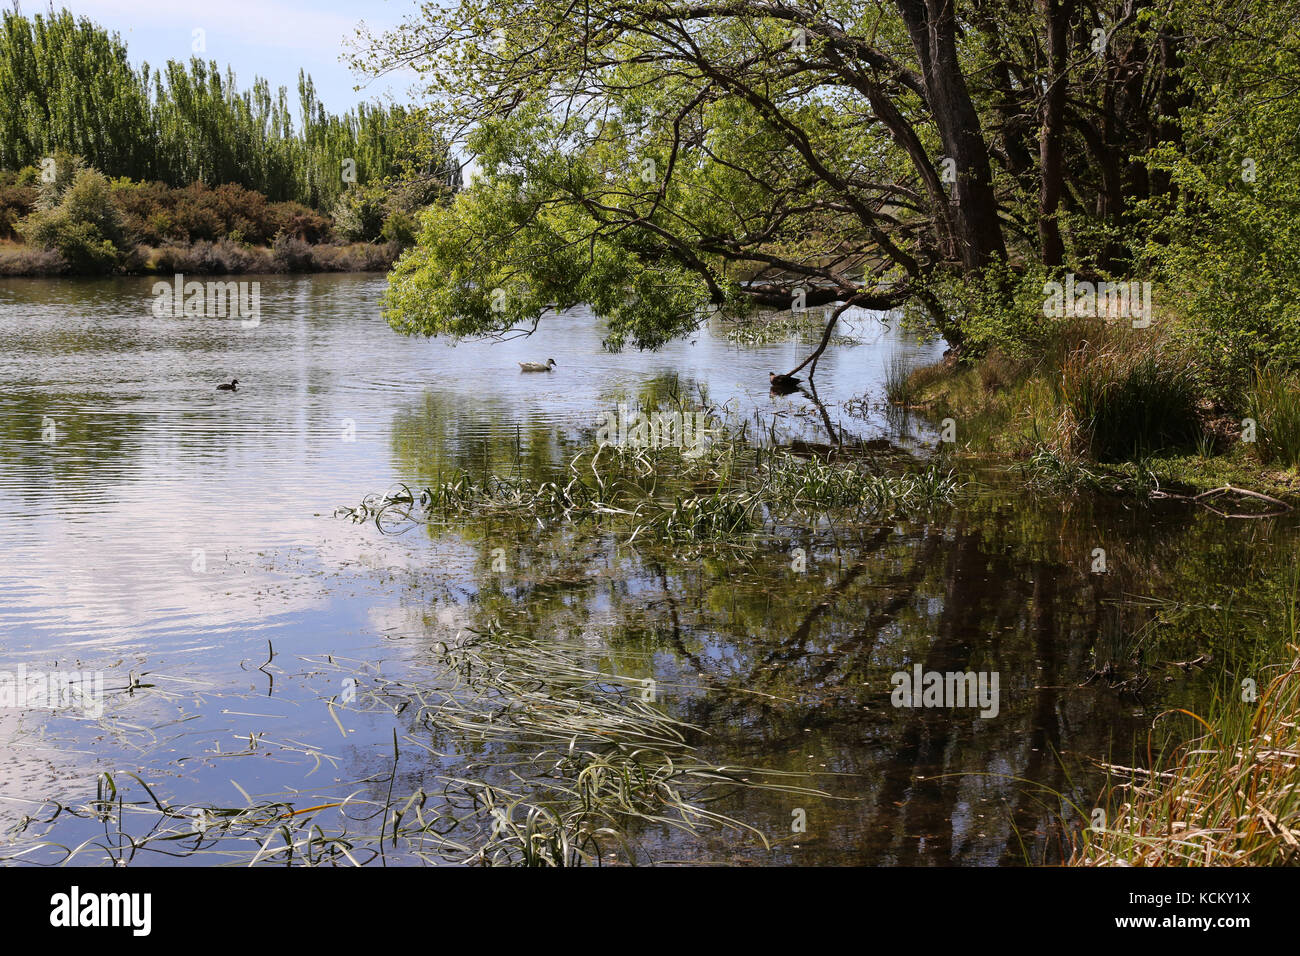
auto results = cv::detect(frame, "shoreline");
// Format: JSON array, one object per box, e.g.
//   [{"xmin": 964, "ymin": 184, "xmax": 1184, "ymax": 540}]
[
  {"xmin": 0, "ymin": 238, "xmax": 400, "ymax": 278},
  {"xmin": 899, "ymin": 344, "xmax": 1300, "ymax": 503}
]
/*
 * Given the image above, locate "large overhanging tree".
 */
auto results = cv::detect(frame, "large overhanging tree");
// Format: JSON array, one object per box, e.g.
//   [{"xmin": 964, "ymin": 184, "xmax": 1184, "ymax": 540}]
[{"xmin": 360, "ymin": 1, "xmax": 1187, "ymax": 367}]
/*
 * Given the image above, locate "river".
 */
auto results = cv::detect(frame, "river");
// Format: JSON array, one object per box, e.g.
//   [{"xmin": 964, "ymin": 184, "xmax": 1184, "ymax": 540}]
[{"xmin": 0, "ymin": 272, "xmax": 1293, "ymax": 865}]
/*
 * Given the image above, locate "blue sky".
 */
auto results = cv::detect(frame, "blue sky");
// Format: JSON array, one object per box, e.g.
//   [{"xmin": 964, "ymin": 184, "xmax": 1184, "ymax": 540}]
[{"xmin": 55, "ymin": 0, "xmax": 417, "ymax": 114}]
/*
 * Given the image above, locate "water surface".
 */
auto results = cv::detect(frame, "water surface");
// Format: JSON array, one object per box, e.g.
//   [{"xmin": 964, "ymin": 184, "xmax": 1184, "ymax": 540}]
[{"xmin": 0, "ymin": 273, "xmax": 1293, "ymax": 865}]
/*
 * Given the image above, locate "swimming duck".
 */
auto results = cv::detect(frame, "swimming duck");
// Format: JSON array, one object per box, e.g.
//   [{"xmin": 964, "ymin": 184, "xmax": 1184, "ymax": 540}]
[
  {"xmin": 216, "ymin": 378, "xmax": 239, "ymax": 391},
  {"xmin": 769, "ymin": 371, "xmax": 802, "ymax": 392},
  {"xmin": 519, "ymin": 359, "xmax": 556, "ymax": 372}
]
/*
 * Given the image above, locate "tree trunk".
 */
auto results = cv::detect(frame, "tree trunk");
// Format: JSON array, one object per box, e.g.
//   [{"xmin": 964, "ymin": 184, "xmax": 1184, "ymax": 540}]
[
  {"xmin": 1038, "ymin": 0, "xmax": 1070, "ymax": 267},
  {"xmin": 895, "ymin": 0, "xmax": 1007, "ymax": 272}
]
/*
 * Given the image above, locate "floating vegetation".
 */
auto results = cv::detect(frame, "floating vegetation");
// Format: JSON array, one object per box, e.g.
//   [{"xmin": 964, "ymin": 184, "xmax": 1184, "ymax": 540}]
[
  {"xmin": 336, "ymin": 434, "xmax": 961, "ymax": 544},
  {"xmin": 2, "ymin": 627, "xmax": 834, "ymax": 866}
]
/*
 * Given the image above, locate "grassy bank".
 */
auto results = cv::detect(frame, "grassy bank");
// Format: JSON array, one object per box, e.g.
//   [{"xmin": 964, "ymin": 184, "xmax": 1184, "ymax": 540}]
[{"xmin": 897, "ymin": 317, "xmax": 1300, "ymax": 499}]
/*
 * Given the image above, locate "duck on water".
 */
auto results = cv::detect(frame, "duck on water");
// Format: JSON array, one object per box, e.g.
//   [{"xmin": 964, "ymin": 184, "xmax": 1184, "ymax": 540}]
[
  {"xmin": 519, "ymin": 359, "xmax": 556, "ymax": 372},
  {"xmin": 216, "ymin": 378, "xmax": 239, "ymax": 391},
  {"xmin": 769, "ymin": 371, "xmax": 802, "ymax": 394}
]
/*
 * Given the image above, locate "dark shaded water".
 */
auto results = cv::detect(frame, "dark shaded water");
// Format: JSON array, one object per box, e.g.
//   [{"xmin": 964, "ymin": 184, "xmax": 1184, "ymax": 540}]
[{"xmin": 0, "ymin": 273, "xmax": 1294, "ymax": 864}]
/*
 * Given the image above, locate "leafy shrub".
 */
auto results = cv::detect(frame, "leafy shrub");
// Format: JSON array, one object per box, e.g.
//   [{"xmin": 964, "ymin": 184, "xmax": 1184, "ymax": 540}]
[
  {"xmin": 0, "ymin": 183, "xmax": 36, "ymax": 239},
  {"xmin": 113, "ymin": 180, "xmax": 333, "ymax": 245},
  {"xmin": 382, "ymin": 208, "xmax": 418, "ymax": 247},
  {"xmin": 331, "ymin": 182, "xmax": 388, "ymax": 243},
  {"xmin": 18, "ymin": 167, "xmax": 125, "ymax": 273}
]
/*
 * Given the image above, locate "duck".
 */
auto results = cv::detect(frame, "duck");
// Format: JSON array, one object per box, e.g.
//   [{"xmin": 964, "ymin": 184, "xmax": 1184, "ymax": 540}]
[
  {"xmin": 216, "ymin": 378, "xmax": 239, "ymax": 391},
  {"xmin": 519, "ymin": 358, "xmax": 556, "ymax": 372},
  {"xmin": 769, "ymin": 371, "xmax": 802, "ymax": 393}
]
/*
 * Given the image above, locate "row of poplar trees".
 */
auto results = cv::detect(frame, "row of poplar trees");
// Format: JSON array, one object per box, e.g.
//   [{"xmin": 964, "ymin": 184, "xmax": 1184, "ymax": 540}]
[{"xmin": 0, "ymin": 9, "xmax": 449, "ymax": 210}]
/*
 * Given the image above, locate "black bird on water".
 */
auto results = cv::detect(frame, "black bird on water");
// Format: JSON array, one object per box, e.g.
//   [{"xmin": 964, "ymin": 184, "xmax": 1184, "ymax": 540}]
[
  {"xmin": 216, "ymin": 378, "xmax": 239, "ymax": 391},
  {"xmin": 769, "ymin": 371, "xmax": 802, "ymax": 394}
]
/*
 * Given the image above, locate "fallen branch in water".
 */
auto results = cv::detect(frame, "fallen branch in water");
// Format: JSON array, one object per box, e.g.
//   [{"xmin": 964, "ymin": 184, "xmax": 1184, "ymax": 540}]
[{"xmin": 1149, "ymin": 484, "xmax": 1293, "ymax": 518}]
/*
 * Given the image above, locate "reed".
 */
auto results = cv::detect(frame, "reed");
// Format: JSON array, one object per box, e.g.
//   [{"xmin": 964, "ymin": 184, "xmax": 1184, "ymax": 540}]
[{"xmin": 1072, "ymin": 568, "xmax": 1300, "ymax": 866}]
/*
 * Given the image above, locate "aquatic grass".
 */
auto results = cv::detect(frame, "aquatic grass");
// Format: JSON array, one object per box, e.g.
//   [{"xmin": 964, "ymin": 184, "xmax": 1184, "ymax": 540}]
[
  {"xmin": 337, "ymin": 432, "xmax": 962, "ymax": 548},
  {"xmin": 0, "ymin": 626, "xmax": 836, "ymax": 866},
  {"xmin": 1072, "ymin": 569, "xmax": 1300, "ymax": 866},
  {"xmin": 1246, "ymin": 364, "xmax": 1300, "ymax": 468},
  {"xmin": 883, "ymin": 352, "xmax": 916, "ymax": 406},
  {"xmin": 763, "ymin": 453, "xmax": 961, "ymax": 514}
]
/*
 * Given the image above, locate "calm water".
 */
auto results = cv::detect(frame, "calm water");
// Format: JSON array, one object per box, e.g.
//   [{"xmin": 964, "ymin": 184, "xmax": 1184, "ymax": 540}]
[{"xmin": 0, "ymin": 273, "xmax": 1294, "ymax": 865}]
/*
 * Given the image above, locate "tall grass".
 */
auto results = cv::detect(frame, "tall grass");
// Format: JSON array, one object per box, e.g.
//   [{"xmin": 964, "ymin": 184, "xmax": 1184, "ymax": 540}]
[
  {"xmin": 884, "ymin": 352, "xmax": 916, "ymax": 406},
  {"xmin": 1073, "ymin": 570, "xmax": 1300, "ymax": 866},
  {"xmin": 1058, "ymin": 334, "xmax": 1201, "ymax": 461},
  {"xmin": 1247, "ymin": 365, "xmax": 1300, "ymax": 468}
]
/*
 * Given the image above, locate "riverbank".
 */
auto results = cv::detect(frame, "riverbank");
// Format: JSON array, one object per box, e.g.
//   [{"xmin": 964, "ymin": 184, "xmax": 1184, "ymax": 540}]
[
  {"xmin": 1070, "ymin": 571, "xmax": 1300, "ymax": 866},
  {"xmin": 0, "ymin": 237, "xmax": 399, "ymax": 277},
  {"xmin": 892, "ymin": 316, "xmax": 1300, "ymax": 866},
  {"xmin": 896, "ymin": 318, "xmax": 1300, "ymax": 501}
]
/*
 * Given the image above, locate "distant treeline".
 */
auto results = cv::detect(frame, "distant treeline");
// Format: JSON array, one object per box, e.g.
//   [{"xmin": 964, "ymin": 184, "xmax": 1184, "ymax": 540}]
[{"xmin": 0, "ymin": 9, "xmax": 460, "ymax": 211}]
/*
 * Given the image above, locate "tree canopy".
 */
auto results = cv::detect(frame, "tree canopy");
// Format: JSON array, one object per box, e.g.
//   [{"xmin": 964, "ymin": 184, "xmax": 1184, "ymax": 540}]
[{"xmin": 363, "ymin": 0, "xmax": 1298, "ymax": 373}]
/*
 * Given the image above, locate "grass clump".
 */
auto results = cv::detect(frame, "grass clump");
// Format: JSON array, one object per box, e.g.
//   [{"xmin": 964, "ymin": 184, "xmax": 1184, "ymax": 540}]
[
  {"xmin": 1073, "ymin": 574, "xmax": 1300, "ymax": 866},
  {"xmin": 1057, "ymin": 334, "xmax": 1201, "ymax": 462},
  {"xmin": 1247, "ymin": 365, "xmax": 1300, "ymax": 469}
]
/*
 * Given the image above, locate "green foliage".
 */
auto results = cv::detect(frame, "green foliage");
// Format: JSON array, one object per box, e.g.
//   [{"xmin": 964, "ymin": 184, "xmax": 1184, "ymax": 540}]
[
  {"xmin": 1246, "ymin": 365, "xmax": 1300, "ymax": 468},
  {"xmin": 1136, "ymin": 0, "xmax": 1300, "ymax": 396},
  {"xmin": 384, "ymin": 173, "xmax": 718, "ymax": 350},
  {"xmin": 18, "ymin": 166, "xmax": 123, "ymax": 273},
  {"xmin": 918, "ymin": 263, "xmax": 1063, "ymax": 359},
  {"xmin": 381, "ymin": 208, "xmax": 418, "ymax": 248},
  {"xmin": 0, "ymin": 9, "xmax": 455, "ymax": 211},
  {"xmin": 332, "ymin": 182, "xmax": 388, "ymax": 243}
]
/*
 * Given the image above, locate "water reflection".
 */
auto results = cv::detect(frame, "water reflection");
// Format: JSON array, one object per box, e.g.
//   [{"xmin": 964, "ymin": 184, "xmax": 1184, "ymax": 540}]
[{"xmin": 0, "ymin": 273, "xmax": 1293, "ymax": 865}]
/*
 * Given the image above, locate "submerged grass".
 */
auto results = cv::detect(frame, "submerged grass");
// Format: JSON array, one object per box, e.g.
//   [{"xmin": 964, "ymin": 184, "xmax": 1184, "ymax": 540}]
[
  {"xmin": 336, "ymin": 426, "xmax": 961, "ymax": 546},
  {"xmin": 2, "ymin": 626, "xmax": 834, "ymax": 866}
]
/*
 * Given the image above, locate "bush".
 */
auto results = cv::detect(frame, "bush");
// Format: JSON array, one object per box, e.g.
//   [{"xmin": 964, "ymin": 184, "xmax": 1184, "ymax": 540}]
[
  {"xmin": 270, "ymin": 201, "xmax": 332, "ymax": 243},
  {"xmin": 113, "ymin": 180, "xmax": 334, "ymax": 246},
  {"xmin": 382, "ymin": 208, "xmax": 418, "ymax": 247},
  {"xmin": 271, "ymin": 234, "xmax": 314, "ymax": 272},
  {"xmin": 151, "ymin": 238, "xmax": 272, "ymax": 275},
  {"xmin": 331, "ymin": 182, "xmax": 387, "ymax": 242},
  {"xmin": 18, "ymin": 167, "xmax": 125, "ymax": 273},
  {"xmin": 0, "ymin": 184, "xmax": 36, "ymax": 239}
]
